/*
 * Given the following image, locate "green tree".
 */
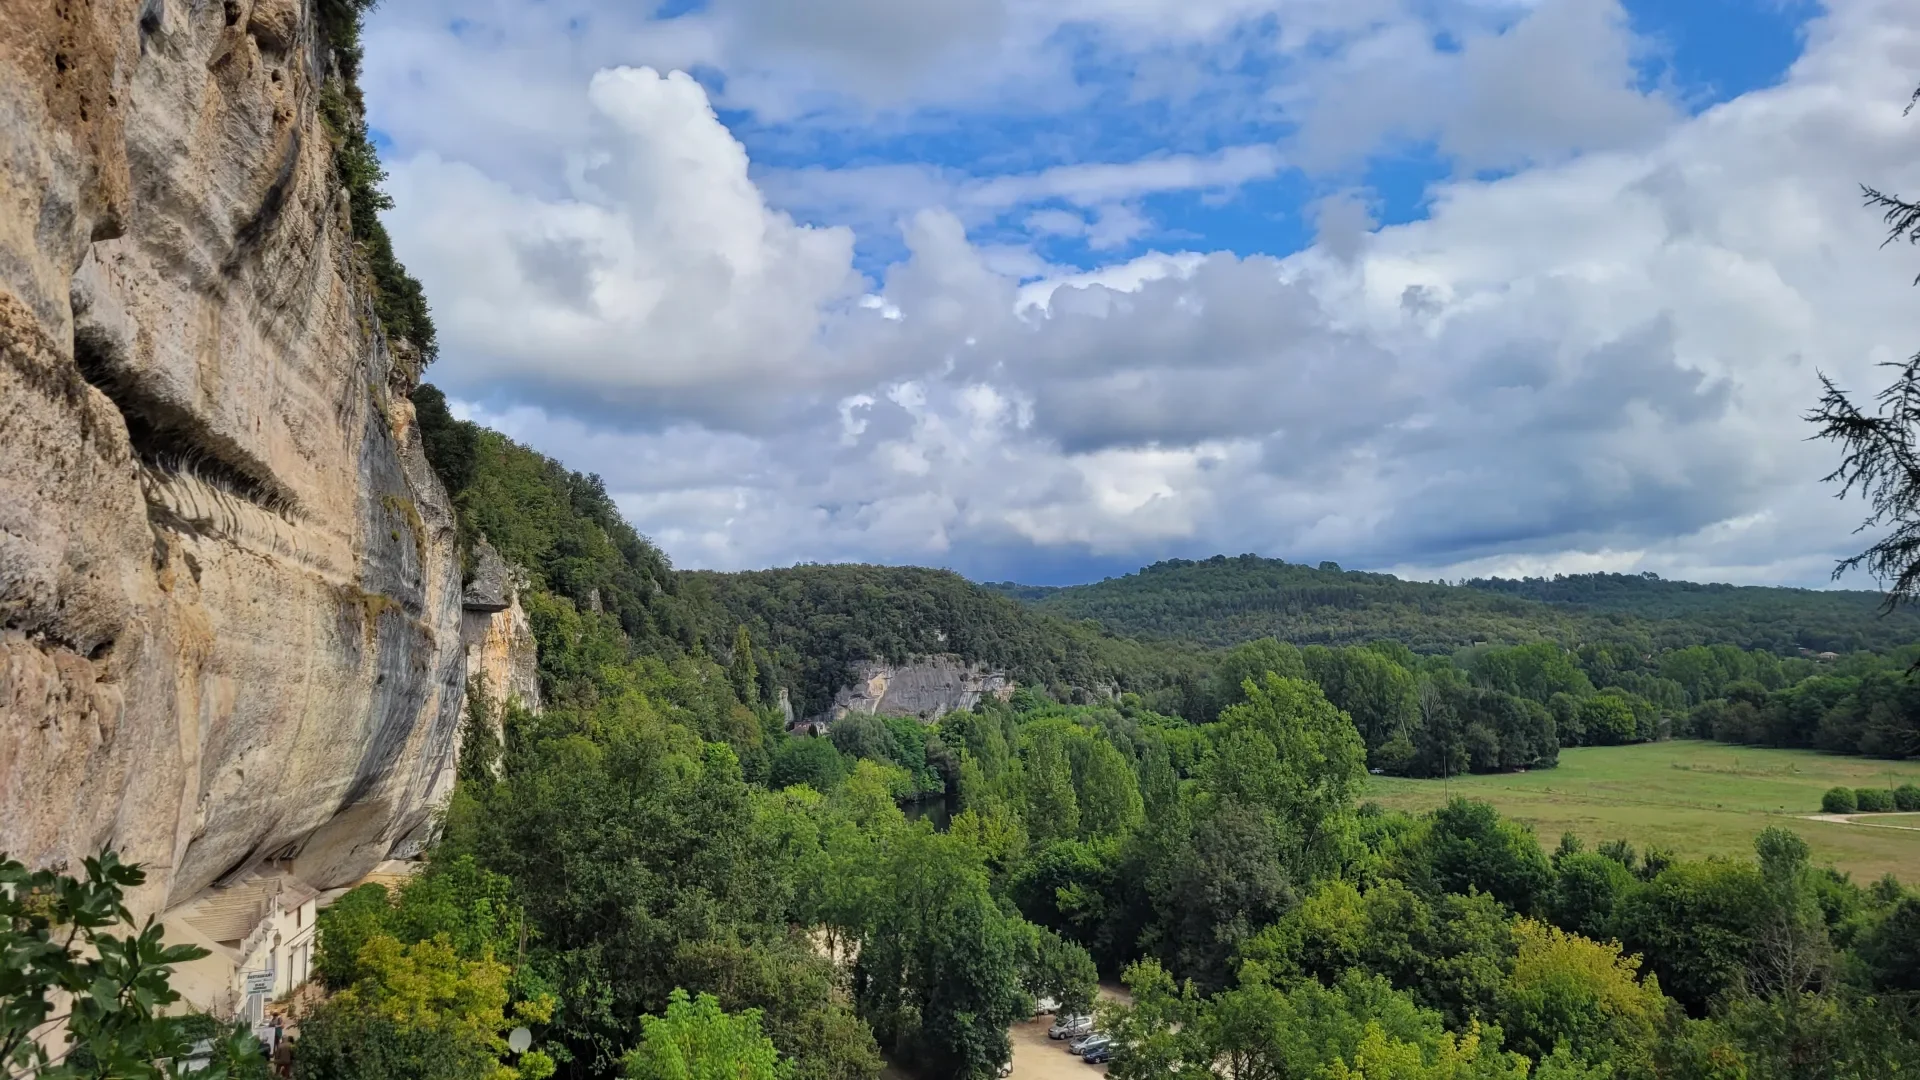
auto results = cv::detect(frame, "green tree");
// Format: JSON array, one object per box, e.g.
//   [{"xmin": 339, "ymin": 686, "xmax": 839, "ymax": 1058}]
[
  {"xmin": 293, "ymin": 1005, "xmax": 500, "ymax": 1080},
  {"xmin": 1857, "ymin": 896, "xmax": 1920, "ymax": 994},
  {"xmin": 1613, "ymin": 859, "xmax": 1765, "ymax": 1015},
  {"xmin": 1855, "ymin": 787, "xmax": 1895, "ymax": 812},
  {"xmin": 1808, "ymin": 131, "xmax": 1920, "ymax": 608},
  {"xmin": 771, "ymin": 737, "xmax": 850, "ymax": 792},
  {"xmin": 1496, "ymin": 919, "xmax": 1663, "ymax": 1070},
  {"xmin": 1022, "ymin": 732, "xmax": 1081, "ymax": 844},
  {"xmin": 413, "ymin": 385, "xmax": 479, "ymax": 494},
  {"xmin": 305, "ymin": 933, "xmax": 554, "ymax": 1080},
  {"xmin": 1546, "ymin": 853, "xmax": 1634, "ymax": 942},
  {"xmin": 1748, "ymin": 827, "xmax": 1832, "ymax": 1000},
  {"xmin": 1305, "ymin": 645, "xmax": 1418, "ymax": 753},
  {"xmin": 843, "ymin": 827, "xmax": 1027, "ymax": 1079},
  {"xmin": 1100, "ymin": 961, "xmax": 1206, "ymax": 1080},
  {"xmin": 460, "ymin": 676, "xmax": 503, "ymax": 784},
  {"xmin": 830, "ymin": 715, "xmax": 898, "ymax": 767},
  {"xmin": 1023, "ymin": 930, "xmax": 1099, "ymax": 1019},
  {"xmin": 315, "ymin": 883, "xmax": 400, "ymax": 990},
  {"xmin": 730, "ymin": 626, "xmax": 763, "ymax": 707},
  {"xmin": 623, "ymin": 990, "xmax": 790, "ymax": 1080},
  {"xmin": 1211, "ymin": 674, "xmax": 1368, "ymax": 876},
  {"xmin": 0, "ymin": 851, "xmax": 262, "ymax": 1080},
  {"xmin": 1208, "ymin": 638, "xmax": 1308, "ymax": 719},
  {"xmin": 1195, "ymin": 965, "xmax": 1528, "ymax": 1080},
  {"xmin": 1472, "ymin": 643, "xmax": 1593, "ymax": 705},
  {"xmin": 1419, "ymin": 800, "xmax": 1552, "ymax": 914},
  {"xmin": 1153, "ymin": 803, "xmax": 1294, "ymax": 990},
  {"xmin": 1076, "ymin": 738, "xmax": 1145, "ymax": 838},
  {"xmin": 1575, "ymin": 694, "xmax": 1638, "ymax": 746}
]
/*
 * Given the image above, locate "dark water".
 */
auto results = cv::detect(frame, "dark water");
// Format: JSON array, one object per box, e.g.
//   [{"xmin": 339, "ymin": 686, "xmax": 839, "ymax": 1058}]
[{"xmin": 901, "ymin": 796, "xmax": 953, "ymax": 831}]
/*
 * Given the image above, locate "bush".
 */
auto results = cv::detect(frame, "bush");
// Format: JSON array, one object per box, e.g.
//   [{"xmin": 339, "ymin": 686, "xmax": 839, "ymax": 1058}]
[
  {"xmin": 1822, "ymin": 787, "xmax": 1858, "ymax": 814},
  {"xmin": 1855, "ymin": 787, "xmax": 1896, "ymax": 813},
  {"xmin": 1895, "ymin": 783, "xmax": 1920, "ymax": 812},
  {"xmin": 293, "ymin": 999, "xmax": 498, "ymax": 1080}
]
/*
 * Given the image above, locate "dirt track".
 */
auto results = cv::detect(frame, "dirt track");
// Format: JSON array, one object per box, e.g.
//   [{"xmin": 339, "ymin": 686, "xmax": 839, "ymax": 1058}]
[{"xmin": 1801, "ymin": 812, "xmax": 1920, "ymax": 832}]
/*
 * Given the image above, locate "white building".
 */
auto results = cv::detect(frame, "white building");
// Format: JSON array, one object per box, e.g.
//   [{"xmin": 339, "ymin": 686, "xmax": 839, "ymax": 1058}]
[{"xmin": 163, "ymin": 870, "xmax": 320, "ymax": 1028}]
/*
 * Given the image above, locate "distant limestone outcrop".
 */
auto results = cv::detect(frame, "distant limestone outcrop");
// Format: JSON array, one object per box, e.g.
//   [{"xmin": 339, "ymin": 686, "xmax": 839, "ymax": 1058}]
[
  {"xmin": 0, "ymin": 0, "xmax": 465, "ymax": 918},
  {"xmin": 821, "ymin": 656, "xmax": 1013, "ymax": 724}
]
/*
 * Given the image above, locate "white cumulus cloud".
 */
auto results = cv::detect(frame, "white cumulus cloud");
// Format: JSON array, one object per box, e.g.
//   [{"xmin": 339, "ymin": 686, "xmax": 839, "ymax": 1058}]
[{"xmin": 387, "ymin": 0, "xmax": 1920, "ymax": 587}]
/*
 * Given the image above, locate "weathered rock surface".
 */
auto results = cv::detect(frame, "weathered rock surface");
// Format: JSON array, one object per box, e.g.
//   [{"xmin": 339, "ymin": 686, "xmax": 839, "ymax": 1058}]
[
  {"xmin": 462, "ymin": 536, "xmax": 513, "ymax": 614},
  {"xmin": 823, "ymin": 656, "xmax": 1013, "ymax": 723},
  {"xmin": 463, "ymin": 571, "xmax": 541, "ymax": 716},
  {"xmin": 0, "ymin": 0, "xmax": 463, "ymax": 914}
]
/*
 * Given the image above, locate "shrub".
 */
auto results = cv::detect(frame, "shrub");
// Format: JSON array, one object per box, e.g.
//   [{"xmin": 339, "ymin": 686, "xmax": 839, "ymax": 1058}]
[
  {"xmin": 1822, "ymin": 787, "xmax": 1858, "ymax": 814},
  {"xmin": 1895, "ymin": 783, "xmax": 1920, "ymax": 812},
  {"xmin": 1855, "ymin": 787, "xmax": 1896, "ymax": 813}
]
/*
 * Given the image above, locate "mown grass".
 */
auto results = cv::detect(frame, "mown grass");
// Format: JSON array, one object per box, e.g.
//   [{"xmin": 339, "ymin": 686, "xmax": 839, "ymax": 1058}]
[{"xmin": 1363, "ymin": 740, "xmax": 1920, "ymax": 881}]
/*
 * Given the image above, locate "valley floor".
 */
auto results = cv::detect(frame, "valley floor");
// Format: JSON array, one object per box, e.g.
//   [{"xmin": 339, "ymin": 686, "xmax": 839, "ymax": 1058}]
[{"xmin": 1363, "ymin": 740, "xmax": 1920, "ymax": 881}]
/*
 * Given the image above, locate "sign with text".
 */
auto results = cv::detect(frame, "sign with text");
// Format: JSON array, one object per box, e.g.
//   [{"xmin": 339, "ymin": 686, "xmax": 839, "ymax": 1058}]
[{"xmin": 244, "ymin": 970, "xmax": 274, "ymax": 996}]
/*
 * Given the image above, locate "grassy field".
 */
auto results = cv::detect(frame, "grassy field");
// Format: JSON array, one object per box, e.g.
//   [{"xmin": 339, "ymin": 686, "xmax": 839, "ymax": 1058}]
[{"xmin": 1363, "ymin": 741, "xmax": 1920, "ymax": 881}]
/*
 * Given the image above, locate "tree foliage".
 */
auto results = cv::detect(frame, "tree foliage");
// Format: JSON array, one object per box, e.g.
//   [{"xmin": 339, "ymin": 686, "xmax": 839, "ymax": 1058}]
[
  {"xmin": 0, "ymin": 852, "xmax": 265, "ymax": 1080},
  {"xmin": 622, "ymin": 991, "xmax": 788, "ymax": 1080}
]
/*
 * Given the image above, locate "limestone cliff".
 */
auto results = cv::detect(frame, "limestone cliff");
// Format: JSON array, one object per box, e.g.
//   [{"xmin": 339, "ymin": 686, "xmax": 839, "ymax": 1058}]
[
  {"xmin": 0, "ymin": 0, "xmax": 465, "ymax": 914},
  {"xmin": 822, "ymin": 656, "xmax": 1013, "ymax": 724},
  {"xmin": 462, "ymin": 538, "xmax": 541, "ymax": 717}
]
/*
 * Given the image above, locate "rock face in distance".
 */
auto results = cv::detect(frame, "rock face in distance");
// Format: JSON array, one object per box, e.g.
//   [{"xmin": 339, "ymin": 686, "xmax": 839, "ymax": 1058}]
[
  {"xmin": 825, "ymin": 656, "xmax": 1014, "ymax": 723},
  {"xmin": 0, "ymin": 0, "xmax": 464, "ymax": 914}
]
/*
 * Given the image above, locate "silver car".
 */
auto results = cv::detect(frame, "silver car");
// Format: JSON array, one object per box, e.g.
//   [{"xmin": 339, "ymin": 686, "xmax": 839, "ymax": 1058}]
[
  {"xmin": 1067, "ymin": 1032, "xmax": 1105, "ymax": 1055},
  {"xmin": 1049, "ymin": 1015, "xmax": 1093, "ymax": 1040}
]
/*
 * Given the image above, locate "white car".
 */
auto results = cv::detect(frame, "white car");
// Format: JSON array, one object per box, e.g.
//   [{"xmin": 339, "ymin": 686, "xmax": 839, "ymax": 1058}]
[
  {"xmin": 996, "ymin": 1060, "xmax": 1014, "ymax": 1078},
  {"xmin": 1033, "ymin": 996, "xmax": 1061, "ymax": 1016}
]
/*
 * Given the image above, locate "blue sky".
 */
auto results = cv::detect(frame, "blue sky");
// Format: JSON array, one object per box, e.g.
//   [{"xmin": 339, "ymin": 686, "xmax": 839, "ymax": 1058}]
[{"xmin": 361, "ymin": 0, "xmax": 1920, "ymax": 586}]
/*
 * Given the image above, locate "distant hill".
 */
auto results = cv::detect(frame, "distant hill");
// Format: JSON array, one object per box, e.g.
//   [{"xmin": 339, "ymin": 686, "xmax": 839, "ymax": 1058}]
[
  {"xmin": 986, "ymin": 555, "xmax": 1920, "ymax": 656},
  {"xmin": 680, "ymin": 564, "xmax": 1205, "ymax": 718}
]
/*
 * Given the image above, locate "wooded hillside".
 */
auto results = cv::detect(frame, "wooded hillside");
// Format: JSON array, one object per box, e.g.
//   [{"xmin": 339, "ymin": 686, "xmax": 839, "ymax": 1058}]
[{"xmin": 990, "ymin": 554, "xmax": 1920, "ymax": 655}]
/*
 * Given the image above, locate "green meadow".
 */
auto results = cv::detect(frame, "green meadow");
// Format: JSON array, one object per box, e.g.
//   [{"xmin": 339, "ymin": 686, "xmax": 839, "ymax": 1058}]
[{"xmin": 1363, "ymin": 740, "xmax": 1920, "ymax": 881}]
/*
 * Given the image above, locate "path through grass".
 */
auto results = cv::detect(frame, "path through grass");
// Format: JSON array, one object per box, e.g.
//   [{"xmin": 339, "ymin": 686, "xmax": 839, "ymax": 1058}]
[{"xmin": 1363, "ymin": 741, "xmax": 1920, "ymax": 881}]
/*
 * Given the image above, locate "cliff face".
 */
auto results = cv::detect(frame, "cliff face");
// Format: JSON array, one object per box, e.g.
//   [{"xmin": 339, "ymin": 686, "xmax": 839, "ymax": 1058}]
[
  {"xmin": 462, "ymin": 538, "xmax": 542, "ymax": 718},
  {"xmin": 824, "ymin": 656, "xmax": 1013, "ymax": 724},
  {"xmin": 0, "ymin": 0, "xmax": 465, "ymax": 913}
]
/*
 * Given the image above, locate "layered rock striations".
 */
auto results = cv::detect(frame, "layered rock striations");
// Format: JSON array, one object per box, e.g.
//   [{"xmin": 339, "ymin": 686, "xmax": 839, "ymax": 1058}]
[{"xmin": 0, "ymin": 0, "xmax": 464, "ymax": 914}]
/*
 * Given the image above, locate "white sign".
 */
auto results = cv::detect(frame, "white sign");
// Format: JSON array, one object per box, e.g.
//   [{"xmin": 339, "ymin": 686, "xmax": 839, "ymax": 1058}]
[{"xmin": 244, "ymin": 970, "xmax": 274, "ymax": 996}]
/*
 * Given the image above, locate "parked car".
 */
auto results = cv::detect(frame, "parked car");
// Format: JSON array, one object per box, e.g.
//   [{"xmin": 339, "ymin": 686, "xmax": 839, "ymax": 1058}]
[
  {"xmin": 1068, "ymin": 1032, "xmax": 1106, "ymax": 1055},
  {"xmin": 1033, "ymin": 995, "xmax": 1061, "ymax": 1016},
  {"xmin": 997, "ymin": 1060, "xmax": 1014, "ymax": 1077},
  {"xmin": 1083, "ymin": 1042, "xmax": 1116, "ymax": 1064},
  {"xmin": 1050, "ymin": 1015, "xmax": 1093, "ymax": 1040},
  {"xmin": 1077, "ymin": 1036, "xmax": 1113, "ymax": 1061}
]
